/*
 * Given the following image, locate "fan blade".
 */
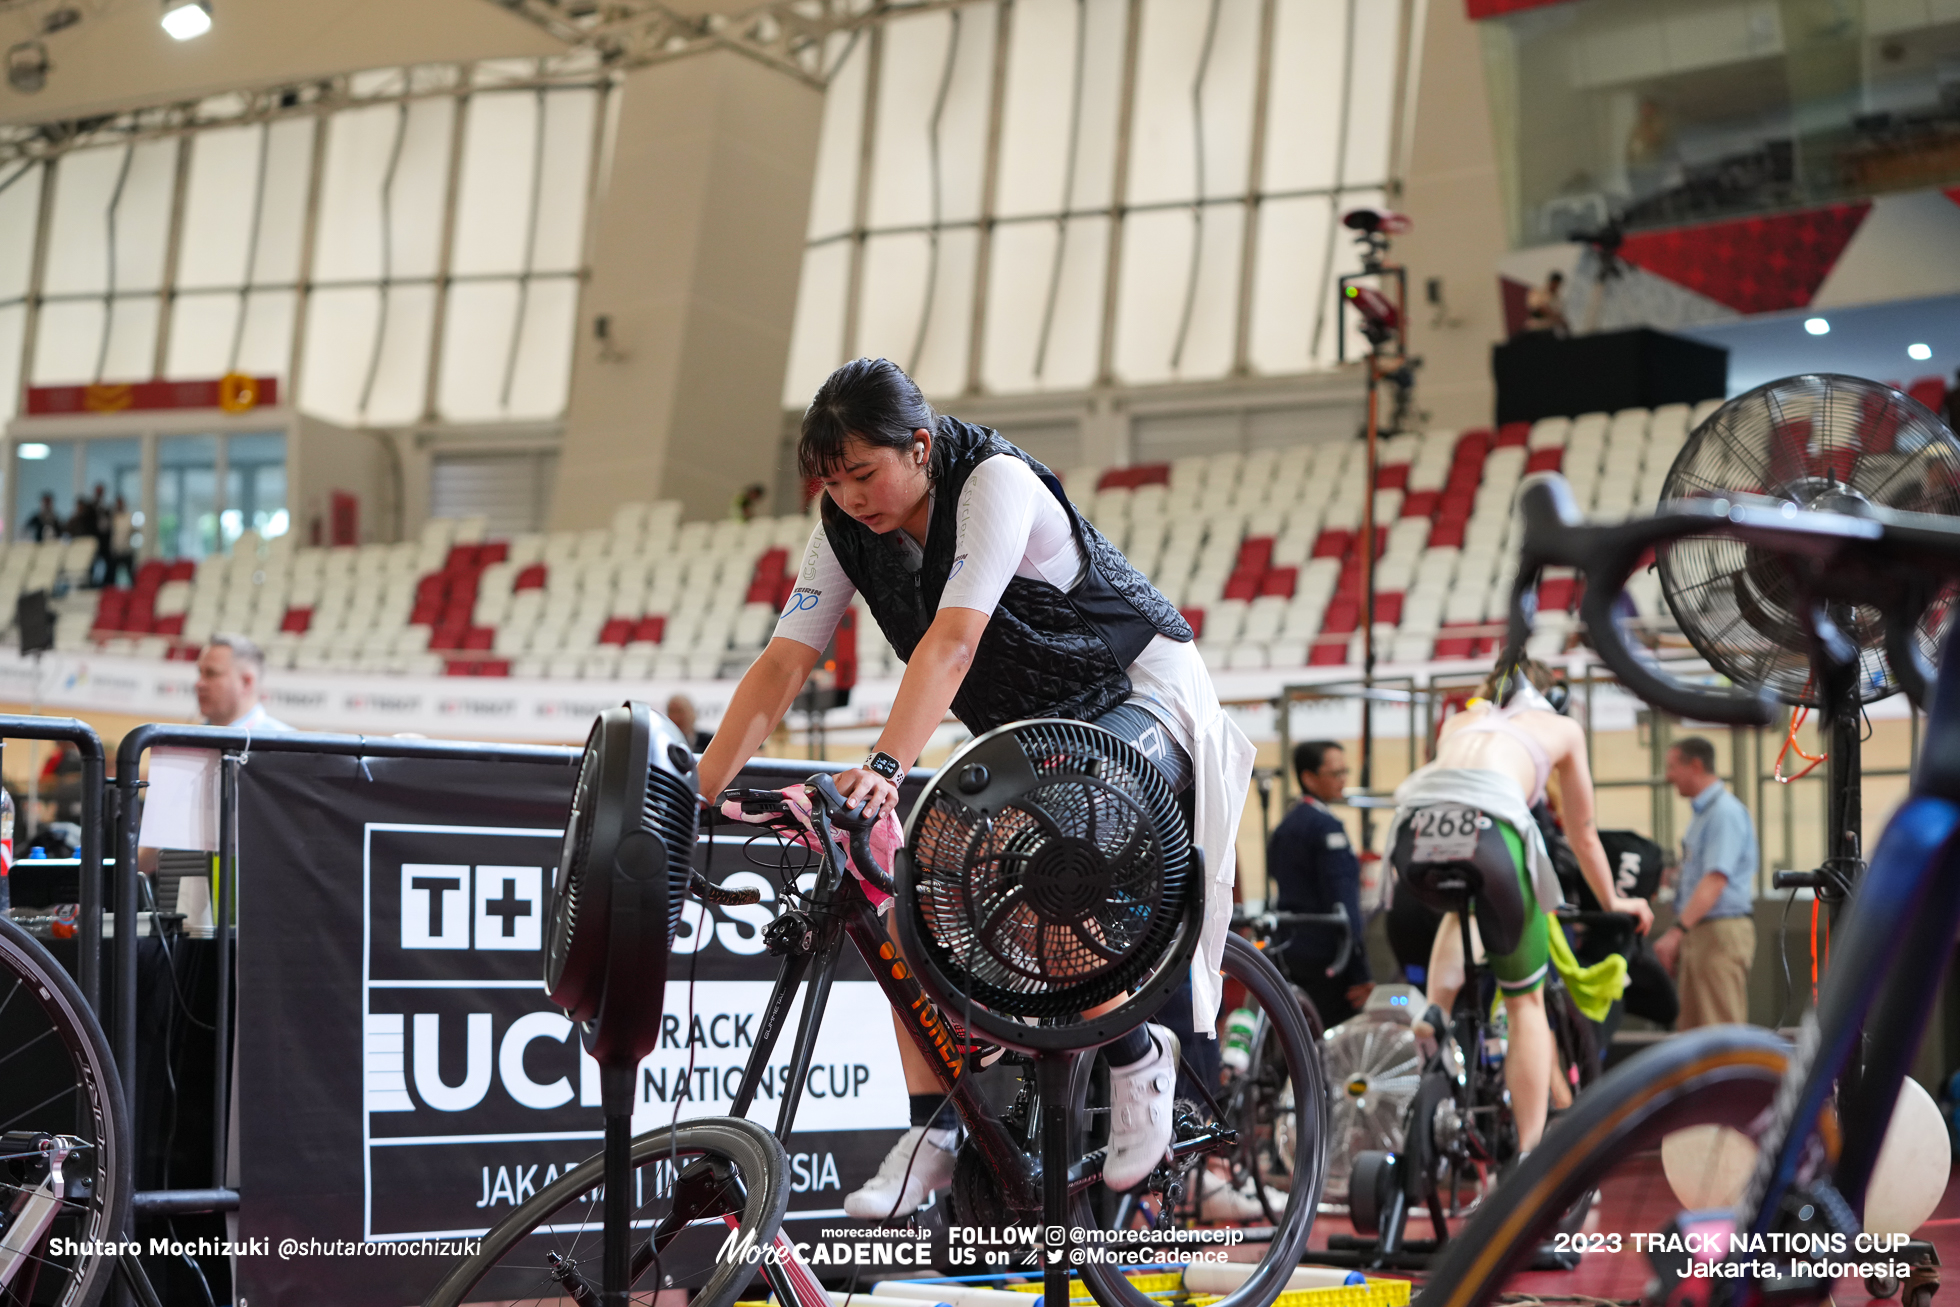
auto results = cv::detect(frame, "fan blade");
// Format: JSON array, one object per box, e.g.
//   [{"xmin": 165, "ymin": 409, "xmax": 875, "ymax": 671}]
[
  {"xmin": 1068, "ymin": 919, "xmax": 1127, "ymax": 963},
  {"xmin": 979, "ymin": 884, "xmax": 1036, "ymax": 953},
  {"xmin": 1730, "ymin": 566, "xmax": 1802, "ymax": 648}
]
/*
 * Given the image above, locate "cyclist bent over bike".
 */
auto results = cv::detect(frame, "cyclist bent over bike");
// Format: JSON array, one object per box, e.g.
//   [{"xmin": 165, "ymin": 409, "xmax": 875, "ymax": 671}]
[
  {"xmin": 694, "ymin": 358, "xmax": 1255, "ymax": 1219},
  {"xmin": 1387, "ymin": 657, "xmax": 1652, "ymax": 1156}
]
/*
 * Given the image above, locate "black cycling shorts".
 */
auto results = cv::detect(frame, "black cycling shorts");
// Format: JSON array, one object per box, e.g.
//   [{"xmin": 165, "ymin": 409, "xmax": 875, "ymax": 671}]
[{"xmin": 1091, "ymin": 700, "xmax": 1193, "ymax": 796}]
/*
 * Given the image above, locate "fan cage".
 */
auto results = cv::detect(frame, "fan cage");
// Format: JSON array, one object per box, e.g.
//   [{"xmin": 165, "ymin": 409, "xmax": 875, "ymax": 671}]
[
  {"xmin": 547, "ymin": 725, "xmax": 603, "ymax": 990},
  {"xmin": 1656, "ymin": 373, "xmax": 1960, "ymax": 707},
  {"xmin": 644, "ymin": 761, "xmax": 699, "ymax": 945},
  {"xmin": 1320, "ymin": 1017, "xmax": 1421, "ymax": 1203},
  {"xmin": 907, "ymin": 720, "xmax": 1195, "ymax": 1021}
]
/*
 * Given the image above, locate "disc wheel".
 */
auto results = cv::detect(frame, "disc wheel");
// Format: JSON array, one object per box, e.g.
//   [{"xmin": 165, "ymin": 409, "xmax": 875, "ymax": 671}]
[
  {"xmin": 1074, "ymin": 933, "xmax": 1327, "ymax": 1307},
  {"xmin": 1412, "ymin": 1025, "xmax": 1798, "ymax": 1307},
  {"xmin": 421, "ymin": 1118, "xmax": 788, "ymax": 1307},
  {"xmin": 0, "ymin": 914, "xmax": 131, "ymax": 1307}
]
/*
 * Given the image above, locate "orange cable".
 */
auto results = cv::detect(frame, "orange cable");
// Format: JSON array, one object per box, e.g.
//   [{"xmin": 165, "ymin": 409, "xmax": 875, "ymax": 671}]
[{"xmin": 1775, "ymin": 703, "xmax": 1828, "ymax": 784}]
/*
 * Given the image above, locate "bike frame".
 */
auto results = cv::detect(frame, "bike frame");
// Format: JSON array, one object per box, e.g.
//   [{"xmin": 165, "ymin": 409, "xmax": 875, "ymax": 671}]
[
  {"xmin": 1498, "ymin": 470, "xmax": 1960, "ymax": 1296},
  {"xmin": 721, "ymin": 802, "xmax": 1029, "ymax": 1195},
  {"xmin": 1718, "ymin": 623, "xmax": 1960, "ymax": 1270},
  {"xmin": 637, "ymin": 801, "xmax": 1037, "ymax": 1307}
]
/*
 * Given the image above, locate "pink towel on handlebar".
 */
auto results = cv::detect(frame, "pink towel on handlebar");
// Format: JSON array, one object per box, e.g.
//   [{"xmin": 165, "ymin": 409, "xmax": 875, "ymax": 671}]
[{"xmin": 719, "ymin": 784, "xmax": 901, "ymax": 911}]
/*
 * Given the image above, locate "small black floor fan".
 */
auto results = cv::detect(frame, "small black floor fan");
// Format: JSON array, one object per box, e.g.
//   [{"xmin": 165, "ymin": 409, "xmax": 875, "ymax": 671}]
[
  {"xmin": 545, "ymin": 702, "xmax": 708, "ymax": 1303},
  {"xmin": 894, "ymin": 718, "xmax": 1202, "ymax": 1307},
  {"xmin": 1655, "ymin": 373, "xmax": 1960, "ymax": 905}
]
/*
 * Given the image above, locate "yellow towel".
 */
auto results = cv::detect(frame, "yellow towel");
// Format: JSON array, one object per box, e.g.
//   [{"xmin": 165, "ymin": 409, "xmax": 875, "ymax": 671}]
[{"xmin": 1546, "ymin": 913, "xmax": 1626, "ymax": 1022}]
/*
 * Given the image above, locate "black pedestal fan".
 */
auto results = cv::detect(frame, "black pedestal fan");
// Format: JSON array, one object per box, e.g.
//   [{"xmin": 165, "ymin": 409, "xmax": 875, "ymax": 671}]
[
  {"xmin": 1654, "ymin": 373, "xmax": 1960, "ymax": 909},
  {"xmin": 545, "ymin": 702, "xmax": 720, "ymax": 1303},
  {"xmin": 893, "ymin": 719, "xmax": 1202, "ymax": 1307}
]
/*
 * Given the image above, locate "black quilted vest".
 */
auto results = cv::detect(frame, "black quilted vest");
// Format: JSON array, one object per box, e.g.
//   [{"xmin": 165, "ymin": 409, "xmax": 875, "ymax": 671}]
[{"xmin": 821, "ymin": 418, "xmax": 1192, "ymax": 734}]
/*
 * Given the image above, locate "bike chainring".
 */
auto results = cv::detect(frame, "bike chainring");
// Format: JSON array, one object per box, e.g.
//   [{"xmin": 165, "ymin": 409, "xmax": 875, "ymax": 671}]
[
  {"xmin": 948, "ymin": 1142, "xmax": 1042, "ymax": 1229},
  {"xmin": 1141, "ymin": 1099, "xmax": 1215, "ymax": 1206}
]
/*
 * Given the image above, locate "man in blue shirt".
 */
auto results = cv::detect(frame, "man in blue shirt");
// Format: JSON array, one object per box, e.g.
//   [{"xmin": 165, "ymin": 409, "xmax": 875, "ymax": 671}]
[
  {"xmin": 1267, "ymin": 740, "xmax": 1373, "ymax": 1027},
  {"xmin": 1655, "ymin": 735, "xmax": 1758, "ymax": 1028}
]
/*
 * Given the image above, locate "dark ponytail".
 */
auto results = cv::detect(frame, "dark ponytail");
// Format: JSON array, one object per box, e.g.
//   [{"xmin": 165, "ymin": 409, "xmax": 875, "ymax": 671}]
[{"xmin": 798, "ymin": 358, "xmax": 937, "ymax": 480}]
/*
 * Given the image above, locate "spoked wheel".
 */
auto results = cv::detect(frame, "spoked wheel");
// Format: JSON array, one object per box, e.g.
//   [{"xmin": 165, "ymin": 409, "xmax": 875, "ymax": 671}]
[
  {"xmin": 1412, "ymin": 1025, "xmax": 1796, "ymax": 1307},
  {"xmin": 1074, "ymin": 933, "xmax": 1327, "ymax": 1307},
  {"xmin": 421, "ymin": 1117, "xmax": 789, "ymax": 1307},
  {"xmin": 0, "ymin": 915, "xmax": 131, "ymax": 1307},
  {"xmin": 1226, "ymin": 982, "xmax": 1325, "ymax": 1223}
]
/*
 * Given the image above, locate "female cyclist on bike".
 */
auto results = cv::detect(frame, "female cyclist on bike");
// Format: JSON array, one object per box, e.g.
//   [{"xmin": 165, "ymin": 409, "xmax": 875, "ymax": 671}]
[
  {"xmin": 1386, "ymin": 656, "xmax": 1652, "ymax": 1157},
  {"xmin": 695, "ymin": 358, "xmax": 1255, "ymax": 1218}
]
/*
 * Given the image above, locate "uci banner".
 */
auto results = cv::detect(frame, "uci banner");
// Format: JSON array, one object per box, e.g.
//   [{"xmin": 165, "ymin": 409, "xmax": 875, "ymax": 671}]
[{"xmin": 234, "ymin": 749, "xmax": 912, "ymax": 1306}]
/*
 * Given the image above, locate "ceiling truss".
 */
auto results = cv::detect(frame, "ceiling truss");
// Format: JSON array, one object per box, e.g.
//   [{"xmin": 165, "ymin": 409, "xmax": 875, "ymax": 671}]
[{"xmin": 487, "ymin": 0, "xmax": 965, "ymax": 87}]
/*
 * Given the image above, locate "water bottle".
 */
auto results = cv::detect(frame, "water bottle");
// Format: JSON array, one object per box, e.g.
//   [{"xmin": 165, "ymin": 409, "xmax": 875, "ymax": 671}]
[
  {"xmin": 1221, "ymin": 1007, "xmax": 1258, "ymax": 1072},
  {"xmin": 0, "ymin": 786, "xmax": 12, "ymax": 914}
]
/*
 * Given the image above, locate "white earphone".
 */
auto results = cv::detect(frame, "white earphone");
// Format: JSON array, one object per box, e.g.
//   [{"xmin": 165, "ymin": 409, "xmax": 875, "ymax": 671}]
[{"xmin": 915, "ymin": 441, "xmax": 926, "ymax": 464}]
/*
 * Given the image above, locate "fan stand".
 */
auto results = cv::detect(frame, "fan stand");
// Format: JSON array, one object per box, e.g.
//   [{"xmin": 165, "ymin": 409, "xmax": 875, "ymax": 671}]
[
  {"xmin": 1772, "ymin": 627, "xmax": 1866, "ymax": 925},
  {"xmin": 1766, "ymin": 616, "xmax": 1872, "ymax": 1112},
  {"xmin": 1036, "ymin": 1053, "xmax": 1077, "ymax": 1307},
  {"xmin": 1823, "ymin": 666, "xmax": 1864, "ymax": 920},
  {"xmin": 599, "ymin": 1062, "xmax": 636, "ymax": 1304}
]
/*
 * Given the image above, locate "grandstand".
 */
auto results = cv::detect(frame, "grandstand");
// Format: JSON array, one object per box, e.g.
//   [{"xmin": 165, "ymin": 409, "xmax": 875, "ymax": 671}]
[{"xmin": 26, "ymin": 398, "xmax": 1725, "ymax": 682}]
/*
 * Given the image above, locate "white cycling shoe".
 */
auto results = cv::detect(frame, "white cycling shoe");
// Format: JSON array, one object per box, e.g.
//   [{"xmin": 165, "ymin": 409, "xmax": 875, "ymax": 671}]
[
  {"xmin": 1102, "ymin": 1024, "xmax": 1179, "ymax": 1191},
  {"xmin": 843, "ymin": 1125, "xmax": 958, "ymax": 1220}
]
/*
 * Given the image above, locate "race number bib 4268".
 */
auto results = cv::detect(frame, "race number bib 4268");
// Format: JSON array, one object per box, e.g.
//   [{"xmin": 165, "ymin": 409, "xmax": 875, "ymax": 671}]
[{"xmin": 1410, "ymin": 805, "xmax": 1488, "ymax": 864}]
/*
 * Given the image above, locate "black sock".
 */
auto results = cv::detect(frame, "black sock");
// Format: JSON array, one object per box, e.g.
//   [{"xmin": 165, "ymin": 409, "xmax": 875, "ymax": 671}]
[
  {"xmin": 909, "ymin": 1093, "xmax": 955, "ymax": 1130},
  {"xmin": 1105, "ymin": 1025, "xmax": 1153, "ymax": 1068}
]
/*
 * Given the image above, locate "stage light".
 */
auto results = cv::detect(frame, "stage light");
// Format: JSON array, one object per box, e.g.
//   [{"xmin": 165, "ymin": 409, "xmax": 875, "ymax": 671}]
[
  {"xmin": 1909, "ymin": 343, "xmax": 1932, "ymax": 361},
  {"xmin": 160, "ymin": 0, "xmax": 210, "ymax": 40},
  {"xmin": 17, "ymin": 443, "xmax": 49, "ymax": 460},
  {"xmin": 1804, "ymin": 318, "xmax": 1830, "ymax": 335},
  {"xmin": 1341, "ymin": 207, "xmax": 1412, "ymax": 235}
]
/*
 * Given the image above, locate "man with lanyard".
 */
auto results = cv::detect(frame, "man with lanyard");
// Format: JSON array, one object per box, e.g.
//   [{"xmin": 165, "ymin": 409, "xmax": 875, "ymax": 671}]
[
  {"xmin": 1267, "ymin": 741, "xmax": 1372, "ymax": 1026},
  {"xmin": 1654, "ymin": 735, "xmax": 1757, "ymax": 1028}
]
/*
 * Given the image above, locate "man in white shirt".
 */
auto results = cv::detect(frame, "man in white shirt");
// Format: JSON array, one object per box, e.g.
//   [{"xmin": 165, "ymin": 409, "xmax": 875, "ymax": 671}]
[
  {"xmin": 195, "ymin": 634, "xmax": 290, "ymax": 731},
  {"xmin": 137, "ymin": 635, "xmax": 291, "ymax": 879}
]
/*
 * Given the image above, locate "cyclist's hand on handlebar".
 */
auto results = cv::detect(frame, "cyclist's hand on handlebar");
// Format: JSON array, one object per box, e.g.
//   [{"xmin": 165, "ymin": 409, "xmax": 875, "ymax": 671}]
[
  {"xmin": 834, "ymin": 765, "xmax": 900, "ymax": 821},
  {"xmin": 1613, "ymin": 895, "xmax": 1654, "ymax": 935}
]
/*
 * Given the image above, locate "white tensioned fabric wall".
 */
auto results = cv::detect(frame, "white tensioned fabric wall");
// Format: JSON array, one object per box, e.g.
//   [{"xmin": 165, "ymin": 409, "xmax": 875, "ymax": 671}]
[
  {"xmin": 783, "ymin": 0, "xmax": 1412, "ymax": 403},
  {"xmin": 0, "ymin": 59, "xmax": 603, "ymax": 430}
]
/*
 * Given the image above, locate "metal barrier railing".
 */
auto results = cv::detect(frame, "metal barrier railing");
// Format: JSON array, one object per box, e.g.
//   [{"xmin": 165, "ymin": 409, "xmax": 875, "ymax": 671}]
[
  {"xmin": 1253, "ymin": 657, "xmax": 1924, "ymax": 902},
  {"xmin": 101, "ymin": 726, "xmax": 899, "ymax": 1224},
  {"xmin": 110, "ymin": 725, "xmax": 582, "ymax": 1220},
  {"xmin": 0, "ymin": 715, "xmax": 107, "ymax": 1010}
]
